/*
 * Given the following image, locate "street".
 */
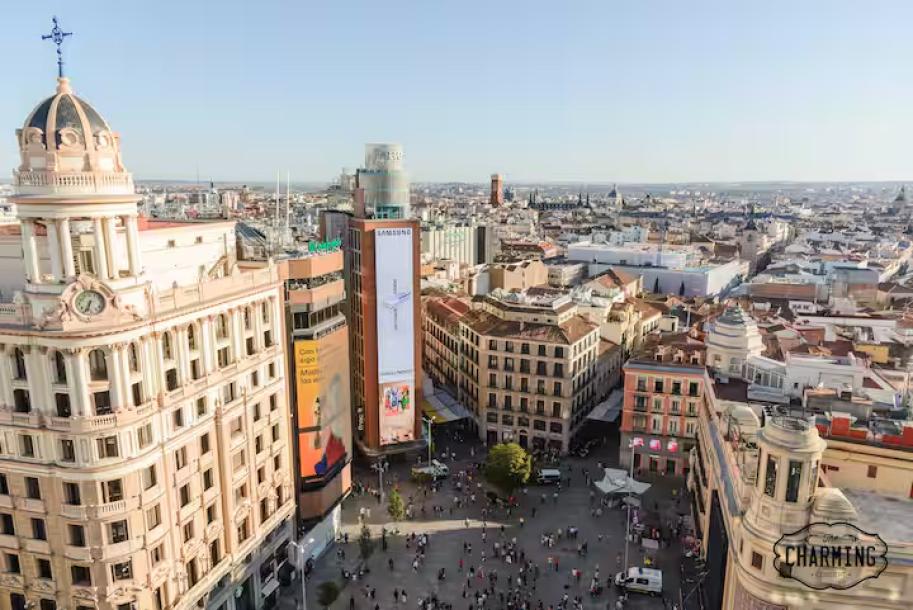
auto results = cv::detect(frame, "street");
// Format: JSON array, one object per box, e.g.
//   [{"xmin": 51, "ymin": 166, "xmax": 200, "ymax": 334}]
[{"xmin": 279, "ymin": 422, "xmax": 692, "ymax": 610}]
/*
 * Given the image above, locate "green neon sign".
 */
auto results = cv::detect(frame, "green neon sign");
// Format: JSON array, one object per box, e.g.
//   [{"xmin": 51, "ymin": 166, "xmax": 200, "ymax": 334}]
[{"xmin": 308, "ymin": 238, "xmax": 342, "ymax": 254}]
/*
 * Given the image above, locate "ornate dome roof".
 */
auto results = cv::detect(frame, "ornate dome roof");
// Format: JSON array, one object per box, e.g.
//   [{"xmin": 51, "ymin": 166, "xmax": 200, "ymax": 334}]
[
  {"xmin": 14, "ymin": 77, "xmax": 133, "ymax": 197},
  {"xmin": 20, "ymin": 77, "xmax": 113, "ymax": 152}
]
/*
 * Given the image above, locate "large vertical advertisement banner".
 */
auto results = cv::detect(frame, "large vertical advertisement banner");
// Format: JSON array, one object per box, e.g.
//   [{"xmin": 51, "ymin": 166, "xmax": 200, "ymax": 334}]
[
  {"xmin": 375, "ymin": 227, "xmax": 416, "ymax": 445},
  {"xmin": 294, "ymin": 333, "xmax": 351, "ymax": 478}
]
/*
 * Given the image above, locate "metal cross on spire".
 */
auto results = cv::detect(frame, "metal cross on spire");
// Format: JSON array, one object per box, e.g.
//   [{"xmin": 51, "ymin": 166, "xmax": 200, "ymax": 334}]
[{"xmin": 42, "ymin": 16, "xmax": 73, "ymax": 78}]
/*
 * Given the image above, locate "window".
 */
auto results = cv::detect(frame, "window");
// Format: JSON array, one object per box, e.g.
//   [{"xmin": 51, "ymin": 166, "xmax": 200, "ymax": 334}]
[
  {"xmin": 183, "ymin": 521, "xmax": 194, "ymax": 542},
  {"xmin": 146, "ymin": 505, "xmax": 162, "ymax": 529},
  {"xmin": 19, "ymin": 435, "xmax": 35, "ymax": 458},
  {"xmin": 0, "ymin": 475, "xmax": 8, "ymax": 495},
  {"xmin": 688, "ymin": 381, "xmax": 700, "ymax": 396},
  {"xmin": 88, "ymin": 349, "xmax": 108, "ymax": 381},
  {"xmin": 102, "ymin": 479, "xmax": 123, "ymax": 503},
  {"xmin": 751, "ymin": 551, "xmax": 763, "ymax": 570},
  {"xmin": 237, "ymin": 518, "xmax": 250, "ymax": 543},
  {"xmin": 764, "ymin": 455, "xmax": 778, "ymax": 497},
  {"xmin": 93, "ymin": 390, "xmax": 111, "ymax": 415},
  {"xmin": 137, "ymin": 423, "xmax": 154, "ymax": 449},
  {"xmin": 187, "ymin": 325, "xmax": 197, "ymax": 350},
  {"xmin": 71, "ymin": 565, "xmax": 91, "ymax": 586},
  {"xmin": 0, "ymin": 514, "xmax": 13, "ymax": 535},
  {"xmin": 25, "ymin": 477, "xmax": 41, "ymax": 500},
  {"xmin": 257, "ymin": 467, "xmax": 265, "ymax": 484},
  {"xmin": 230, "ymin": 417, "xmax": 243, "ymax": 436},
  {"xmin": 196, "ymin": 397, "xmax": 207, "ymax": 416},
  {"xmin": 867, "ymin": 465, "xmax": 878, "ymax": 479},
  {"xmin": 551, "ymin": 402, "xmax": 561, "ymax": 418},
  {"xmin": 555, "ymin": 347, "xmax": 564, "ymax": 358},
  {"xmin": 12, "ymin": 348, "xmax": 27, "ymax": 380},
  {"xmin": 68, "ymin": 524, "xmax": 85, "ymax": 547},
  {"xmin": 165, "ymin": 369, "xmax": 178, "ymax": 391},
  {"xmin": 180, "ymin": 484, "xmax": 191, "ymax": 507},
  {"xmin": 132, "ymin": 382, "xmax": 143, "ymax": 406},
  {"xmin": 549, "ymin": 422, "xmax": 563, "ymax": 434},
  {"xmin": 200, "ymin": 433, "xmax": 211, "ymax": 454},
  {"xmin": 142, "ymin": 465, "xmax": 157, "ymax": 490},
  {"xmin": 37, "ymin": 558, "xmax": 52, "ymax": 579},
  {"xmin": 96, "ymin": 436, "xmax": 119, "ymax": 459},
  {"xmin": 785, "ymin": 461, "xmax": 803, "ymax": 503},
  {"xmin": 206, "ymin": 504, "xmax": 217, "ymax": 524},
  {"xmin": 56, "ymin": 438, "xmax": 73, "ymax": 461},
  {"xmin": 173, "ymin": 408, "xmax": 184, "ymax": 429},
  {"xmin": 255, "ymin": 436, "xmax": 263, "ymax": 454},
  {"xmin": 216, "ymin": 314, "xmax": 229, "ymax": 340},
  {"xmin": 151, "ymin": 543, "xmax": 164, "ymax": 565},
  {"xmin": 203, "ymin": 469, "xmax": 213, "ymax": 490},
  {"xmin": 110, "ymin": 520, "xmax": 128, "ymax": 543},
  {"xmin": 162, "ymin": 333, "xmax": 174, "ymax": 360},
  {"xmin": 175, "ymin": 447, "xmax": 187, "ymax": 470},
  {"xmin": 31, "ymin": 518, "xmax": 46, "ymax": 540},
  {"xmin": 52, "ymin": 351, "xmax": 67, "ymax": 383},
  {"xmin": 55, "ymin": 393, "xmax": 71, "ymax": 417},
  {"xmin": 552, "ymin": 381, "xmax": 562, "ymax": 396},
  {"xmin": 5, "ymin": 553, "xmax": 20, "ymax": 574},
  {"xmin": 112, "ymin": 560, "xmax": 132, "ymax": 580},
  {"xmin": 210, "ymin": 540, "xmax": 221, "ymax": 565},
  {"xmin": 13, "ymin": 389, "xmax": 30, "ymax": 413},
  {"xmin": 128, "ymin": 343, "xmax": 140, "ymax": 372},
  {"xmin": 271, "ymin": 423, "xmax": 280, "ymax": 443},
  {"xmin": 63, "ymin": 482, "xmax": 81, "ymax": 505}
]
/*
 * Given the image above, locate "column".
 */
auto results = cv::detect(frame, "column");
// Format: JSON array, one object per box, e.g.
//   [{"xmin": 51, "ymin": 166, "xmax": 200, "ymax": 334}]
[
  {"xmin": 175, "ymin": 327, "xmax": 191, "ymax": 384},
  {"xmin": 252, "ymin": 302, "xmax": 265, "ymax": 351},
  {"xmin": 104, "ymin": 217, "xmax": 119, "ymax": 279},
  {"xmin": 125, "ymin": 215, "xmax": 141, "ymax": 276},
  {"xmin": 66, "ymin": 349, "xmax": 90, "ymax": 416},
  {"xmin": 21, "ymin": 220, "xmax": 41, "ymax": 283},
  {"xmin": 93, "ymin": 217, "xmax": 109, "ymax": 280},
  {"xmin": 199, "ymin": 317, "xmax": 214, "ymax": 374},
  {"xmin": 0, "ymin": 347, "xmax": 14, "ymax": 407},
  {"xmin": 59, "ymin": 218, "xmax": 76, "ymax": 279},
  {"xmin": 229, "ymin": 308, "xmax": 244, "ymax": 361},
  {"xmin": 45, "ymin": 221, "xmax": 63, "ymax": 282},
  {"xmin": 139, "ymin": 337, "xmax": 158, "ymax": 401},
  {"xmin": 108, "ymin": 345, "xmax": 125, "ymax": 410}
]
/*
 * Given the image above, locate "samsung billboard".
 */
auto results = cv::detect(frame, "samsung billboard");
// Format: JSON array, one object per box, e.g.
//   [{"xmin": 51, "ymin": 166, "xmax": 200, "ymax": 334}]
[{"xmin": 375, "ymin": 227, "xmax": 416, "ymax": 445}]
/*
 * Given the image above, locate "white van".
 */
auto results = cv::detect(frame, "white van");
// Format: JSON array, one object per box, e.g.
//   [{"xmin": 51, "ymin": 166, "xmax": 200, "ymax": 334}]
[
  {"xmin": 536, "ymin": 469, "xmax": 562, "ymax": 485},
  {"xmin": 614, "ymin": 567, "xmax": 662, "ymax": 595}
]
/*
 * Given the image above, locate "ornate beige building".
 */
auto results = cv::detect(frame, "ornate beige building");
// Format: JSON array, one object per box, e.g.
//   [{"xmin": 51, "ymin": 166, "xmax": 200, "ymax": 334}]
[{"xmin": 0, "ymin": 76, "xmax": 294, "ymax": 610}]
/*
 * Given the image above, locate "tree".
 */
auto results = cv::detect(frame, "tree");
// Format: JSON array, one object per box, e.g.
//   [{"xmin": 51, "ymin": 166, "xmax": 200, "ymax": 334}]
[
  {"xmin": 387, "ymin": 488, "xmax": 405, "ymax": 523},
  {"xmin": 316, "ymin": 581, "xmax": 340, "ymax": 609},
  {"xmin": 358, "ymin": 523, "xmax": 375, "ymax": 560},
  {"xmin": 484, "ymin": 442, "xmax": 531, "ymax": 494}
]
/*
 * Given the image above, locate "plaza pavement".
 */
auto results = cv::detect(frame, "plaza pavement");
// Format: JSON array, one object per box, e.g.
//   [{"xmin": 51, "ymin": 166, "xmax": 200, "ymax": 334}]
[{"xmin": 279, "ymin": 426, "xmax": 690, "ymax": 610}]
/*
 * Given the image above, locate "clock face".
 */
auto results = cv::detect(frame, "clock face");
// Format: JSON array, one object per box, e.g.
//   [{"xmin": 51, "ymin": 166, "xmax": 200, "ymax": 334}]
[{"xmin": 74, "ymin": 290, "xmax": 106, "ymax": 316}]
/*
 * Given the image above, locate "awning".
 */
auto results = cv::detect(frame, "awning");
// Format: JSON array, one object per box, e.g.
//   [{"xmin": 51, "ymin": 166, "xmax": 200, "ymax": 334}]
[
  {"xmin": 587, "ymin": 389, "xmax": 623, "ymax": 422},
  {"xmin": 261, "ymin": 577, "xmax": 280, "ymax": 597},
  {"xmin": 420, "ymin": 378, "xmax": 472, "ymax": 423},
  {"xmin": 593, "ymin": 468, "xmax": 651, "ymax": 495}
]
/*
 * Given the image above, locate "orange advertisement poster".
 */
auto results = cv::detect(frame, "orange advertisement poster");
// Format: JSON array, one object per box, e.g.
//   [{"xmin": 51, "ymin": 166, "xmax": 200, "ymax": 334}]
[{"xmin": 294, "ymin": 331, "xmax": 351, "ymax": 479}]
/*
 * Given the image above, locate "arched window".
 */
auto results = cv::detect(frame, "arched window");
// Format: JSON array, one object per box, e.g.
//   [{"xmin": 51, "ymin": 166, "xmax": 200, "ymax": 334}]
[
  {"xmin": 216, "ymin": 314, "xmax": 229, "ymax": 340},
  {"xmin": 187, "ymin": 325, "xmax": 197, "ymax": 351},
  {"xmin": 128, "ymin": 343, "xmax": 140, "ymax": 373},
  {"xmin": 52, "ymin": 351, "xmax": 67, "ymax": 384},
  {"xmin": 162, "ymin": 332, "xmax": 174, "ymax": 360},
  {"xmin": 88, "ymin": 349, "xmax": 108, "ymax": 381},
  {"xmin": 11, "ymin": 348, "xmax": 27, "ymax": 380}
]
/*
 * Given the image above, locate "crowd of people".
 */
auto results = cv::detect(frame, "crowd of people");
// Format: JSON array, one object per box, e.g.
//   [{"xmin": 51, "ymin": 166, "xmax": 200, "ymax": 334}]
[{"xmin": 322, "ymin": 428, "xmax": 684, "ymax": 610}]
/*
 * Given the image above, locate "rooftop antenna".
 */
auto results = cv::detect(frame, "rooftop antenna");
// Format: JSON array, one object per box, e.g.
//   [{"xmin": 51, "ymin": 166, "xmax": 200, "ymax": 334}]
[
  {"xmin": 285, "ymin": 170, "xmax": 290, "ymax": 247},
  {"xmin": 42, "ymin": 16, "xmax": 72, "ymax": 78},
  {"xmin": 273, "ymin": 169, "xmax": 280, "ymax": 254}
]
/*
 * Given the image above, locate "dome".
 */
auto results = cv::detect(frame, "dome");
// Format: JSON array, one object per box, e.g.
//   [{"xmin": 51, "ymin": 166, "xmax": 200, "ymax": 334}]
[
  {"xmin": 13, "ymin": 77, "xmax": 133, "ymax": 197},
  {"xmin": 19, "ymin": 77, "xmax": 113, "ymax": 154}
]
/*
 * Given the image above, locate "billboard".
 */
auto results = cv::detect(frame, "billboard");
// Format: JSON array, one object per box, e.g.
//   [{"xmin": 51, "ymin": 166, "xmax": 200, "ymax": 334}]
[
  {"xmin": 294, "ymin": 331, "xmax": 351, "ymax": 478},
  {"xmin": 375, "ymin": 227, "xmax": 416, "ymax": 445}
]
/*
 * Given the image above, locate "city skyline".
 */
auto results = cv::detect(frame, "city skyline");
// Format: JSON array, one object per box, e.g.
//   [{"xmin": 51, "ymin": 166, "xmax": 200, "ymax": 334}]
[{"xmin": 3, "ymin": 1, "xmax": 912, "ymax": 185}]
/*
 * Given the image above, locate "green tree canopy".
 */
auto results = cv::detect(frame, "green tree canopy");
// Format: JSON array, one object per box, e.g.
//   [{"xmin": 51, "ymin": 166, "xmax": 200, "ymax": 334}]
[
  {"xmin": 484, "ymin": 442, "xmax": 531, "ymax": 494},
  {"xmin": 387, "ymin": 488, "xmax": 405, "ymax": 522}
]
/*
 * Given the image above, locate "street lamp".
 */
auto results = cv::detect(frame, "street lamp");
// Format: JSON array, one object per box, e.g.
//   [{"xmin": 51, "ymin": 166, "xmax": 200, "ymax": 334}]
[
  {"xmin": 289, "ymin": 539, "xmax": 309, "ymax": 610},
  {"xmin": 371, "ymin": 458, "xmax": 387, "ymax": 504},
  {"xmin": 422, "ymin": 416, "xmax": 433, "ymax": 465},
  {"xmin": 623, "ymin": 440, "xmax": 638, "ymax": 577}
]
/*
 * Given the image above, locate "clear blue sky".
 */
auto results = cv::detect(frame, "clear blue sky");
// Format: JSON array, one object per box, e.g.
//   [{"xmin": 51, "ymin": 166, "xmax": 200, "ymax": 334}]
[{"xmin": 2, "ymin": 1, "xmax": 912, "ymax": 184}]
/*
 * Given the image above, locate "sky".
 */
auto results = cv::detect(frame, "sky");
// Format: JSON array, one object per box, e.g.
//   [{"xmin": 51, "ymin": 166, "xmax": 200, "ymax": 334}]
[{"xmin": 2, "ymin": 1, "xmax": 912, "ymax": 184}]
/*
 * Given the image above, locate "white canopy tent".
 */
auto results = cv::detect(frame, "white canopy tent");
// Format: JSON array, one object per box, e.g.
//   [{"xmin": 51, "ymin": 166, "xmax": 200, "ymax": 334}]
[{"xmin": 593, "ymin": 468, "xmax": 652, "ymax": 496}]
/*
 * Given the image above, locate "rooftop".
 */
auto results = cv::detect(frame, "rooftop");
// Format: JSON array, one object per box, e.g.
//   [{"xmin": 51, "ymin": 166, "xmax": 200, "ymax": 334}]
[{"xmin": 843, "ymin": 489, "xmax": 913, "ymax": 543}]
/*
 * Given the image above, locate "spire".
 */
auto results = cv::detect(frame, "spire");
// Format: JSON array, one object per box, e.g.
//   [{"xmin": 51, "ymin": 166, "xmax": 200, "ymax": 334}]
[{"xmin": 42, "ymin": 16, "xmax": 73, "ymax": 79}]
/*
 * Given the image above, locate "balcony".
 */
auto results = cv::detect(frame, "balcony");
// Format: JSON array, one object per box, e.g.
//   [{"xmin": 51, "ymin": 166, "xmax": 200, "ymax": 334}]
[
  {"xmin": 88, "ymin": 499, "xmax": 132, "ymax": 519},
  {"xmin": 15, "ymin": 498, "xmax": 46, "ymax": 514},
  {"xmin": 14, "ymin": 169, "xmax": 134, "ymax": 195},
  {"xmin": 64, "ymin": 545, "xmax": 92, "ymax": 561},
  {"xmin": 23, "ymin": 538, "xmax": 50, "ymax": 554},
  {"xmin": 0, "ymin": 534, "xmax": 20, "ymax": 550}
]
